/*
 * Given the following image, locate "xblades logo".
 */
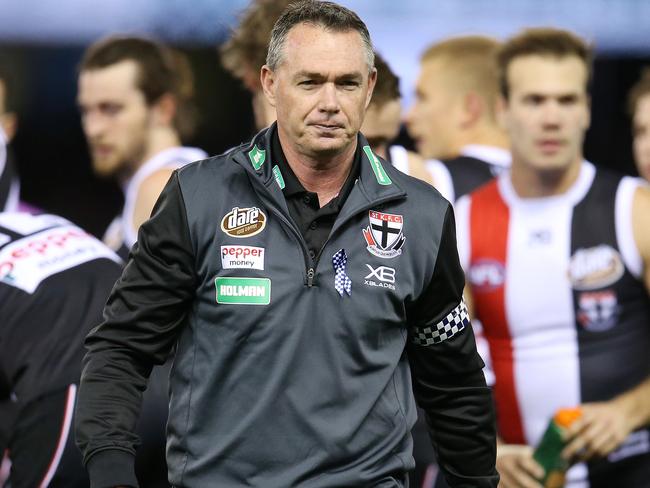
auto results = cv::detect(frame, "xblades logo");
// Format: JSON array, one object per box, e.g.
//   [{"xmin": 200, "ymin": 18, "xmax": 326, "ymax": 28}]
[{"xmin": 364, "ymin": 264, "xmax": 396, "ymax": 290}]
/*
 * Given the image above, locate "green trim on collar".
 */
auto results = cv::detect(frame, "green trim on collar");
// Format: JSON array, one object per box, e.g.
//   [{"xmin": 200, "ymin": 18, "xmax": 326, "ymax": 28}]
[
  {"xmin": 272, "ymin": 165, "xmax": 285, "ymax": 190},
  {"xmin": 248, "ymin": 144, "xmax": 266, "ymax": 170},
  {"xmin": 362, "ymin": 145, "xmax": 392, "ymax": 186}
]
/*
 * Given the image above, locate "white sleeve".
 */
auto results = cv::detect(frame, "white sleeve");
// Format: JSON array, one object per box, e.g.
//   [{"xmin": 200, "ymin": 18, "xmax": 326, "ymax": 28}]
[
  {"xmin": 454, "ymin": 194, "xmax": 471, "ymax": 273},
  {"xmin": 425, "ymin": 159, "xmax": 455, "ymax": 204},
  {"xmin": 615, "ymin": 176, "xmax": 645, "ymax": 279}
]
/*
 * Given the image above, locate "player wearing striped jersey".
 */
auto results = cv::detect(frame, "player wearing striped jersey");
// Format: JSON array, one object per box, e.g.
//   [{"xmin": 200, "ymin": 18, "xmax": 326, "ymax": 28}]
[
  {"xmin": 406, "ymin": 36, "xmax": 510, "ymax": 203},
  {"xmin": 457, "ymin": 28, "xmax": 650, "ymax": 488},
  {"xmin": 78, "ymin": 36, "xmax": 206, "ymax": 259},
  {"xmin": 0, "ymin": 212, "xmax": 123, "ymax": 487}
]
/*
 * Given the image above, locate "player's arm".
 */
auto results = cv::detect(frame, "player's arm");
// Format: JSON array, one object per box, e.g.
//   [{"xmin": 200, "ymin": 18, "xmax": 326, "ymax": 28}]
[
  {"xmin": 131, "ymin": 167, "xmax": 176, "ymax": 233},
  {"xmin": 75, "ymin": 171, "xmax": 197, "ymax": 488},
  {"xmin": 406, "ymin": 204, "xmax": 498, "ymax": 488},
  {"xmin": 562, "ymin": 186, "xmax": 650, "ymax": 461},
  {"xmin": 634, "ymin": 185, "xmax": 650, "ymax": 292}
]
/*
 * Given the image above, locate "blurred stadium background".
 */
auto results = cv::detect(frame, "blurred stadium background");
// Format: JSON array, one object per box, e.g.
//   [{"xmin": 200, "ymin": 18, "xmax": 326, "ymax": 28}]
[{"xmin": 1, "ymin": 0, "xmax": 649, "ymax": 235}]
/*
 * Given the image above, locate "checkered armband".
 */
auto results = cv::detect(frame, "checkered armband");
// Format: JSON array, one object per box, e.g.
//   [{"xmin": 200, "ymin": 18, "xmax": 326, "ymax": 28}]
[{"xmin": 411, "ymin": 299, "xmax": 470, "ymax": 346}]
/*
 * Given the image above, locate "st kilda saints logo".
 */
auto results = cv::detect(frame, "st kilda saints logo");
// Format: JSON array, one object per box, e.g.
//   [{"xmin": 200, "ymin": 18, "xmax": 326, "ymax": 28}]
[
  {"xmin": 221, "ymin": 207, "xmax": 267, "ymax": 238},
  {"xmin": 363, "ymin": 210, "xmax": 405, "ymax": 259}
]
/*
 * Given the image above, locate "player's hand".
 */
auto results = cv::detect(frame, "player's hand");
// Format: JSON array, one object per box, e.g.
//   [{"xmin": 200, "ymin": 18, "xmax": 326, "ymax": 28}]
[
  {"xmin": 562, "ymin": 401, "xmax": 633, "ymax": 461},
  {"xmin": 496, "ymin": 444, "xmax": 544, "ymax": 488}
]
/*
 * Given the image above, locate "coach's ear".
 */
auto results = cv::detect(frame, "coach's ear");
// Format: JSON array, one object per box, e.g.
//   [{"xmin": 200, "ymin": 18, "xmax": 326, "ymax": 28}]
[{"xmin": 260, "ymin": 65, "xmax": 277, "ymax": 109}]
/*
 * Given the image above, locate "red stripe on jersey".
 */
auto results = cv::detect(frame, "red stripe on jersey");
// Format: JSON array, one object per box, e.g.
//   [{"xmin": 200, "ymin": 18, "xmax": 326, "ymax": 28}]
[{"xmin": 469, "ymin": 181, "xmax": 525, "ymax": 444}]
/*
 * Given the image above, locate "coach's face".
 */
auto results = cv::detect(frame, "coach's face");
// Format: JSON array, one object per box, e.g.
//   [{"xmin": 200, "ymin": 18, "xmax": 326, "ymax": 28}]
[{"xmin": 261, "ymin": 23, "xmax": 376, "ymax": 159}]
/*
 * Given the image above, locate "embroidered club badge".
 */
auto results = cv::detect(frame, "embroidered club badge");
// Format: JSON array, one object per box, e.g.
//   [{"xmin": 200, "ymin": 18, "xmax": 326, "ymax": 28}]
[{"xmin": 362, "ymin": 210, "xmax": 405, "ymax": 259}]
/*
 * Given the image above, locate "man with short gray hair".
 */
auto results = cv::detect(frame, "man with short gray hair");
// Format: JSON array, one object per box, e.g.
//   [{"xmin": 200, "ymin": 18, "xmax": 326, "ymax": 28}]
[{"xmin": 75, "ymin": 2, "xmax": 498, "ymax": 487}]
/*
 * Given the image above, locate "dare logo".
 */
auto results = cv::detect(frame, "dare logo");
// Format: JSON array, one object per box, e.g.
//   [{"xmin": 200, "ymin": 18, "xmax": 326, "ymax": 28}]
[{"xmin": 221, "ymin": 207, "xmax": 267, "ymax": 238}]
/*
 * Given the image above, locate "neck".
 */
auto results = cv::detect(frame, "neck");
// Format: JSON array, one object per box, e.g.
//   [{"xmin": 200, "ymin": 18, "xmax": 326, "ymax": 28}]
[
  {"xmin": 459, "ymin": 124, "xmax": 510, "ymax": 152},
  {"xmin": 278, "ymin": 128, "xmax": 356, "ymax": 207},
  {"xmin": 510, "ymin": 156, "xmax": 583, "ymax": 198},
  {"xmin": 121, "ymin": 126, "xmax": 181, "ymax": 184}
]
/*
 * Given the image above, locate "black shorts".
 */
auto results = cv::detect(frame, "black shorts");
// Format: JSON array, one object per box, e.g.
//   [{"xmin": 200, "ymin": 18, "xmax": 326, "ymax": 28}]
[{"xmin": 6, "ymin": 385, "xmax": 88, "ymax": 488}]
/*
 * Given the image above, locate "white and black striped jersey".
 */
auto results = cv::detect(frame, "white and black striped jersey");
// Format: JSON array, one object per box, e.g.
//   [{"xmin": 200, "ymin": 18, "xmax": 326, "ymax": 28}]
[
  {"xmin": 457, "ymin": 161, "xmax": 650, "ymax": 487},
  {"xmin": 0, "ymin": 212, "xmax": 122, "ymax": 405},
  {"xmin": 426, "ymin": 144, "xmax": 511, "ymax": 203}
]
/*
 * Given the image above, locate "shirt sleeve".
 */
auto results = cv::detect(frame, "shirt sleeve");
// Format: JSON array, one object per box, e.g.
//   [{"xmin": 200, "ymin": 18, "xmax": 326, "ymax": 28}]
[
  {"xmin": 74, "ymin": 171, "xmax": 197, "ymax": 488},
  {"xmin": 406, "ymin": 203, "xmax": 499, "ymax": 488}
]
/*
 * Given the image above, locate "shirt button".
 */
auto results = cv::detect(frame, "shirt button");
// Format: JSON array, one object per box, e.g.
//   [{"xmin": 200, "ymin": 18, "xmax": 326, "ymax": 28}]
[
  {"xmin": 303, "ymin": 195, "xmax": 311, "ymax": 204},
  {"xmin": 309, "ymin": 249, "xmax": 316, "ymax": 259},
  {"xmin": 309, "ymin": 221, "xmax": 317, "ymax": 230}
]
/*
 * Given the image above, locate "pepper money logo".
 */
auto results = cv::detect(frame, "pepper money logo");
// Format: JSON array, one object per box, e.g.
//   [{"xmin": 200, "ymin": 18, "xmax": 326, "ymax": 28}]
[{"xmin": 221, "ymin": 207, "xmax": 267, "ymax": 238}]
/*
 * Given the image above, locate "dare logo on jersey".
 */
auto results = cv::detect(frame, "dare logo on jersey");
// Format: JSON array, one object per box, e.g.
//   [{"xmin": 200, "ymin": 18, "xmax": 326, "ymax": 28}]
[
  {"xmin": 468, "ymin": 259, "xmax": 506, "ymax": 292},
  {"xmin": 221, "ymin": 207, "xmax": 267, "ymax": 238},
  {"xmin": 568, "ymin": 245, "xmax": 624, "ymax": 291}
]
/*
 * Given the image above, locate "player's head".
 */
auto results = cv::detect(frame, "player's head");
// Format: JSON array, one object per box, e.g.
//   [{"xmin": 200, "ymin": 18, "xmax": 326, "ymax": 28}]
[
  {"xmin": 221, "ymin": 0, "xmax": 295, "ymax": 130},
  {"xmin": 0, "ymin": 64, "xmax": 17, "ymax": 143},
  {"xmin": 628, "ymin": 68, "xmax": 650, "ymax": 182},
  {"xmin": 406, "ymin": 35, "xmax": 502, "ymax": 159},
  {"xmin": 497, "ymin": 28, "xmax": 592, "ymax": 175},
  {"xmin": 78, "ymin": 36, "xmax": 196, "ymax": 178},
  {"xmin": 260, "ymin": 0, "xmax": 376, "ymax": 159},
  {"xmin": 360, "ymin": 53, "xmax": 401, "ymax": 158}
]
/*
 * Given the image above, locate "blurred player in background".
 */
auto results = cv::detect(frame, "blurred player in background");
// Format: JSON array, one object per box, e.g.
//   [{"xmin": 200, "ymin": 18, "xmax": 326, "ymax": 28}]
[
  {"xmin": 0, "ymin": 67, "xmax": 20, "ymax": 211},
  {"xmin": 457, "ymin": 27, "xmax": 650, "ymax": 488},
  {"xmin": 0, "ymin": 202, "xmax": 123, "ymax": 487},
  {"xmin": 77, "ymin": 35, "xmax": 209, "ymax": 487},
  {"xmin": 78, "ymin": 36, "xmax": 206, "ymax": 259},
  {"xmin": 407, "ymin": 36, "xmax": 510, "ymax": 203},
  {"xmin": 360, "ymin": 53, "xmax": 433, "ymax": 183},
  {"xmin": 629, "ymin": 68, "xmax": 650, "ymax": 182}
]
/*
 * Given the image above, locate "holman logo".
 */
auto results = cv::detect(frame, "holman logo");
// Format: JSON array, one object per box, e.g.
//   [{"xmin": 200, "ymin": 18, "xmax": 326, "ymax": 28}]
[
  {"xmin": 221, "ymin": 207, "xmax": 267, "ymax": 238},
  {"xmin": 248, "ymin": 144, "xmax": 266, "ymax": 170},
  {"xmin": 215, "ymin": 277, "xmax": 271, "ymax": 305}
]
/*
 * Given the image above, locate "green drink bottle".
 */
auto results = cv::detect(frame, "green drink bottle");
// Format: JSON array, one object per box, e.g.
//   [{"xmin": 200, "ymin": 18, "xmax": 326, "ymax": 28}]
[{"xmin": 532, "ymin": 407, "xmax": 582, "ymax": 488}]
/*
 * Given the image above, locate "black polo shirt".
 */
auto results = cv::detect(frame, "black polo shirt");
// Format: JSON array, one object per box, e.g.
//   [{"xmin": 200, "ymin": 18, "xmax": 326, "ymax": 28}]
[{"xmin": 272, "ymin": 129, "xmax": 361, "ymax": 263}]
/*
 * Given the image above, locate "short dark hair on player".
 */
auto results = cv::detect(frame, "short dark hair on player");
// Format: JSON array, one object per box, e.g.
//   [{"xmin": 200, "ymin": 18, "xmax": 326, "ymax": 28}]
[
  {"xmin": 498, "ymin": 28, "xmax": 592, "ymax": 99},
  {"xmin": 266, "ymin": 0, "xmax": 374, "ymax": 72},
  {"xmin": 220, "ymin": 0, "xmax": 296, "ymax": 90},
  {"xmin": 80, "ymin": 36, "xmax": 197, "ymax": 139},
  {"xmin": 370, "ymin": 53, "xmax": 400, "ymax": 108},
  {"xmin": 628, "ymin": 68, "xmax": 650, "ymax": 116}
]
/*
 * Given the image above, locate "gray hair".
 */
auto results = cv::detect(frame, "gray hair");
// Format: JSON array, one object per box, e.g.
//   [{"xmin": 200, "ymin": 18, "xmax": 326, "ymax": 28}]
[{"xmin": 266, "ymin": 0, "xmax": 375, "ymax": 73}]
